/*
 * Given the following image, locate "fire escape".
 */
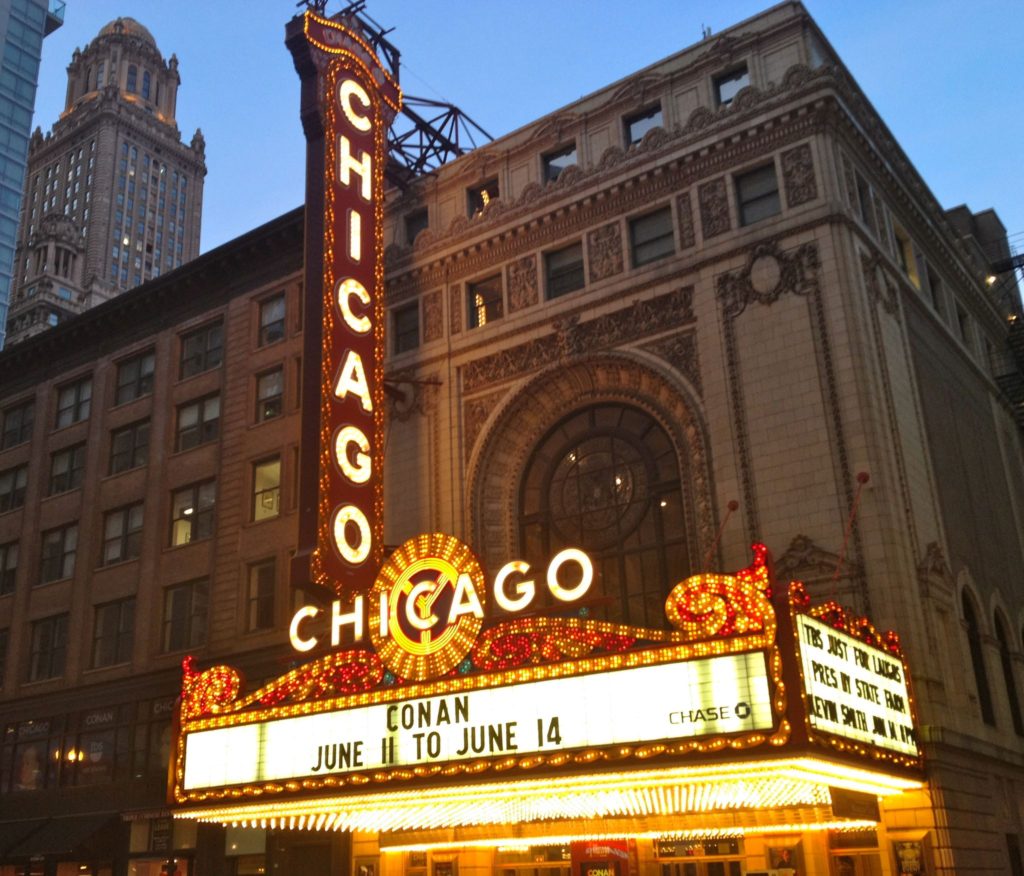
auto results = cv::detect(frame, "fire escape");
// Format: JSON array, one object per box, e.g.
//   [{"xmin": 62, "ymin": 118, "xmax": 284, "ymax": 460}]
[{"xmin": 991, "ymin": 254, "xmax": 1024, "ymax": 429}]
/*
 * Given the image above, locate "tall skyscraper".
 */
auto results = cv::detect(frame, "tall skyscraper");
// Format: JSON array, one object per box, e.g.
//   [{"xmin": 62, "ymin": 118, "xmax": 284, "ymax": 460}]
[
  {"xmin": 4, "ymin": 16, "xmax": 206, "ymax": 346},
  {"xmin": 0, "ymin": 0, "xmax": 64, "ymax": 350}
]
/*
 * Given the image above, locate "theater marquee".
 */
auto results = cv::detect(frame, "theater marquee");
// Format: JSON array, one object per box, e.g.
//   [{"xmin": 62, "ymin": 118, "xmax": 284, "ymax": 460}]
[
  {"xmin": 181, "ymin": 652, "xmax": 773, "ymax": 792},
  {"xmin": 169, "ymin": 7, "xmax": 924, "ymax": 836}
]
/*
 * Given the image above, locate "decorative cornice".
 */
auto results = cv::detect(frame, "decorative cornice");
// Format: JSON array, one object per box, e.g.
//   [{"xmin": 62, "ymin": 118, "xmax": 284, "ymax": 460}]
[
  {"xmin": 386, "ymin": 64, "xmax": 836, "ymax": 288},
  {"xmin": 461, "ymin": 286, "xmax": 694, "ymax": 394},
  {"xmin": 387, "ymin": 118, "xmax": 827, "ymax": 303}
]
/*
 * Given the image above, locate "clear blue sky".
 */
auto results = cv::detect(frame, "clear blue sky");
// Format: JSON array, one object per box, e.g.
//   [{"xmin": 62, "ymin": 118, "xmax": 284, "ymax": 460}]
[{"xmin": 31, "ymin": 1, "xmax": 1024, "ymax": 257}]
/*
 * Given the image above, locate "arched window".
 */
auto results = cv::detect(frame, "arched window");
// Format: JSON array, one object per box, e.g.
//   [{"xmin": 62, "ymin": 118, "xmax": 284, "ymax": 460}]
[
  {"xmin": 96, "ymin": 62, "xmax": 105, "ymax": 89},
  {"xmin": 85, "ymin": 67, "xmax": 93, "ymax": 94},
  {"xmin": 518, "ymin": 404, "xmax": 689, "ymax": 628},
  {"xmin": 126, "ymin": 65, "xmax": 137, "ymax": 93},
  {"xmin": 962, "ymin": 591, "xmax": 995, "ymax": 725},
  {"xmin": 142, "ymin": 71, "xmax": 151, "ymax": 100},
  {"xmin": 994, "ymin": 614, "xmax": 1023, "ymax": 736}
]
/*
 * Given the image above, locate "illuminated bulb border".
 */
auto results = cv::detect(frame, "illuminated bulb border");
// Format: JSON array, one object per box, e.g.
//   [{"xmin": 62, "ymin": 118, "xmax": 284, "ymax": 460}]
[{"xmin": 787, "ymin": 581, "xmax": 924, "ymax": 772}]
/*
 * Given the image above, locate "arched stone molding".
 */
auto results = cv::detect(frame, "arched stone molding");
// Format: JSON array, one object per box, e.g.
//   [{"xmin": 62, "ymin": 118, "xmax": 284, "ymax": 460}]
[
  {"xmin": 467, "ymin": 352, "xmax": 715, "ymax": 575},
  {"xmin": 957, "ymin": 571, "xmax": 986, "ymax": 630}
]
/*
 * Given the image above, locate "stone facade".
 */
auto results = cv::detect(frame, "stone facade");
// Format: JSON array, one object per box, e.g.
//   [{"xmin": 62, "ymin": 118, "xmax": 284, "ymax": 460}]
[{"xmin": 0, "ymin": 3, "xmax": 1022, "ymax": 875}]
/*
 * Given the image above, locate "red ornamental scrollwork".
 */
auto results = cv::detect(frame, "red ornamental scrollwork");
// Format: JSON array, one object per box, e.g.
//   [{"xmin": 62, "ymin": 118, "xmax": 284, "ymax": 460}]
[
  {"xmin": 665, "ymin": 542, "xmax": 774, "ymax": 640},
  {"xmin": 472, "ymin": 618, "xmax": 637, "ymax": 672},
  {"xmin": 787, "ymin": 581, "xmax": 903, "ymax": 658},
  {"xmin": 257, "ymin": 649, "xmax": 386, "ymax": 707},
  {"xmin": 181, "ymin": 656, "xmax": 242, "ymax": 720}
]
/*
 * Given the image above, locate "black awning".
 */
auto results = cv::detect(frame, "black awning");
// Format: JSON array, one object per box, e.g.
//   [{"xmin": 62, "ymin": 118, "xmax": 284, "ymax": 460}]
[
  {"xmin": 0, "ymin": 818, "xmax": 47, "ymax": 858},
  {"xmin": 6, "ymin": 813, "xmax": 120, "ymax": 858}
]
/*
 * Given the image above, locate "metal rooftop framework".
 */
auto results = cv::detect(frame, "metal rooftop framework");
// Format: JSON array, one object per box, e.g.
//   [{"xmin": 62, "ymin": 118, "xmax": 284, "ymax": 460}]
[{"xmin": 297, "ymin": 0, "xmax": 493, "ymax": 188}]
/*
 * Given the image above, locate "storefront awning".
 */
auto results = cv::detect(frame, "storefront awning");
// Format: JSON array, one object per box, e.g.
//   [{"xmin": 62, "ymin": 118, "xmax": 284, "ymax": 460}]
[{"xmin": 6, "ymin": 813, "xmax": 119, "ymax": 858}]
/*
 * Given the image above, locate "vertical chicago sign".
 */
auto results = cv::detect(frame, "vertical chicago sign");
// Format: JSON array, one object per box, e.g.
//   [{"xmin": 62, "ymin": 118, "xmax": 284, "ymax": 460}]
[{"xmin": 287, "ymin": 11, "xmax": 401, "ymax": 599}]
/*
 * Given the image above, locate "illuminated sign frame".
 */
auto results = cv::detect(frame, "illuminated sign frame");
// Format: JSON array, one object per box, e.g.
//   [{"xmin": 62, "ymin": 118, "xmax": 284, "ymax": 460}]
[
  {"xmin": 292, "ymin": 11, "xmax": 401, "ymax": 599},
  {"xmin": 787, "ymin": 581, "xmax": 922, "ymax": 771},
  {"xmin": 172, "ymin": 546, "xmax": 790, "ymax": 806}
]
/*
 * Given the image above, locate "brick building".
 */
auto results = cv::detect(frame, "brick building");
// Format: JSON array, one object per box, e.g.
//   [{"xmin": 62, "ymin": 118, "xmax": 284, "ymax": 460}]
[{"xmin": 1, "ymin": 3, "xmax": 1023, "ymax": 874}]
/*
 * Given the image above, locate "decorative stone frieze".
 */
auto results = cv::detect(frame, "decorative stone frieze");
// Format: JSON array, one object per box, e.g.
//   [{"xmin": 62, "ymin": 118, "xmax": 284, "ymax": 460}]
[
  {"xmin": 781, "ymin": 143, "xmax": 817, "ymax": 207},
  {"xmin": 699, "ymin": 177, "xmax": 731, "ymax": 239},
  {"xmin": 507, "ymin": 255, "xmax": 538, "ymax": 313},
  {"xmin": 587, "ymin": 222, "xmax": 624, "ymax": 282}
]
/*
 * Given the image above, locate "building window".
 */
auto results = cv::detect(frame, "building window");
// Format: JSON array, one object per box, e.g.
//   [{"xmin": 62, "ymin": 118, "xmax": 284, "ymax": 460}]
[
  {"xmin": 624, "ymin": 104, "xmax": 662, "ymax": 146},
  {"xmin": 247, "ymin": 560, "xmax": 276, "ymax": 632},
  {"xmin": 629, "ymin": 207, "xmax": 674, "ymax": 266},
  {"xmin": 956, "ymin": 303, "xmax": 972, "ymax": 347},
  {"xmin": 115, "ymin": 349, "xmax": 155, "ymax": 404},
  {"xmin": 0, "ymin": 628, "xmax": 7, "ymax": 690},
  {"xmin": 545, "ymin": 242, "xmax": 585, "ymax": 299},
  {"xmin": 1, "ymin": 399, "xmax": 34, "ymax": 449},
  {"xmin": 714, "ymin": 65, "xmax": 750, "ymax": 106},
  {"xmin": 963, "ymin": 591, "xmax": 995, "ymax": 725},
  {"xmin": 256, "ymin": 368, "xmax": 284, "ymax": 423},
  {"xmin": 171, "ymin": 481, "xmax": 216, "ymax": 546},
  {"xmin": 126, "ymin": 65, "xmax": 137, "ymax": 93},
  {"xmin": 0, "ymin": 465, "xmax": 28, "ymax": 513},
  {"xmin": 926, "ymin": 264, "xmax": 946, "ymax": 316},
  {"xmin": 893, "ymin": 224, "xmax": 920, "ymax": 289},
  {"xmin": 40, "ymin": 523, "xmax": 77, "ymax": 583},
  {"xmin": 109, "ymin": 419, "xmax": 150, "ymax": 473},
  {"xmin": 55, "ymin": 376, "xmax": 92, "ymax": 428},
  {"xmin": 142, "ymin": 70, "xmax": 151, "ymax": 100},
  {"xmin": 543, "ymin": 144, "xmax": 577, "ymax": 183},
  {"xmin": 392, "ymin": 302, "xmax": 420, "ymax": 354},
  {"xmin": 176, "ymin": 395, "xmax": 220, "ymax": 451},
  {"xmin": 92, "ymin": 598, "xmax": 135, "ymax": 668},
  {"xmin": 49, "ymin": 443, "xmax": 86, "ymax": 494},
  {"xmin": 252, "ymin": 458, "xmax": 281, "ymax": 522},
  {"xmin": 162, "ymin": 579, "xmax": 209, "ymax": 652},
  {"xmin": 28, "ymin": 614, "xmax": 68, "ymax": 681},
  {"xmin": 180, "ymin": 322, "xmax": 223, "ymax": 378},
  {"xmin": 468, "ymin": 180, "xmax": 499, "ymax": 217},
  {"xmin": 101, "ymin": 503, "xmax": 144, "ymax": 566},
  {"xmin": 732, "ymin": 163, "xmax": 780, "ymax": 226},
  {"xmin": 995, "ymin": 615, "xmax": 1023, "ymax": 736},
  {"xmin": 518, "ymin": 404, "xmax": 688, "ymax": 628},
  {"xmin": 855, "ymin": 171, "xmax": 877, "ymax": 236},
  {"xmin": 404, "ymin": 208, "xmax": 428, "ymax": 245},
  {"xmin": 258, "ymin": 294, "xmax": 286, "ymax": 346},
  {"xmin": 468, "ymin": 275, "xmax": 503, "ymax": 329},
  {"xmin": 0, "ymin": 541, "xmax": 17, "ymax": 595}
]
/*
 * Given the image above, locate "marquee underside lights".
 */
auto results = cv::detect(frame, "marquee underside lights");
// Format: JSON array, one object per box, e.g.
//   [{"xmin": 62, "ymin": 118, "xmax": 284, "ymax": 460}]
[{"xmin": 174, "ymin": 757, "xmax": 921, "ymax": 835}]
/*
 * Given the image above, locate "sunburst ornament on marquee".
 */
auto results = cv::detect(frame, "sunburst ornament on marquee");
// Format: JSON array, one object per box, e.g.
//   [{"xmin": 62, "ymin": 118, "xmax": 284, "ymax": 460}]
[{"xmin": 369, "ymin": 533, "xmax": 487, "ymax": 680}]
